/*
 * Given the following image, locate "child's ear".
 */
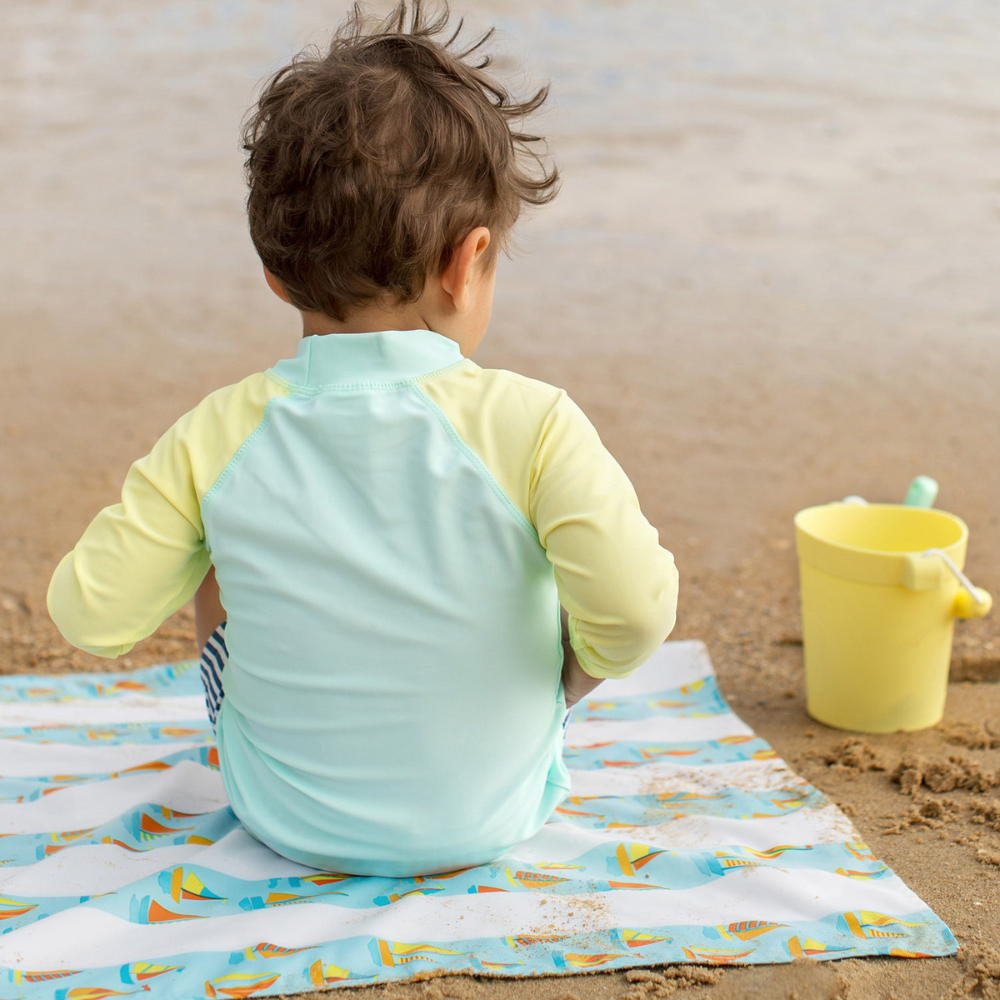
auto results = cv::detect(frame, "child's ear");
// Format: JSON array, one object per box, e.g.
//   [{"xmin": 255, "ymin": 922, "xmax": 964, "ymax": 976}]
[
  {"xmin": 439, "ymin": 228, "xmax": 491, "ymax": 314},
  {"xmin": 263, "ymin": 267, "xmax": 292, "ymax": 304}
]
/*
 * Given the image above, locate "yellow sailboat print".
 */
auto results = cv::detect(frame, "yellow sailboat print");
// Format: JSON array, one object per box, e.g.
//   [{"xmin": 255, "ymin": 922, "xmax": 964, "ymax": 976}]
[
  {"xmin": 716, "ymin": 920, "xmax": 786, "ymax": 941},
  {"xmin": 168, "ymin": 867, "xmax": 226, "ymax": 903},
  {"xmin": 204, "ymin": 972, "xmax": 281, "ymax": 998},
  {"xmin": 681, "ymin": 946, "xmax": 756, "ymax": 964},
  {"xmin": 307, "ymin": 960, "xmax": 354, "ymax": 986},
  {"xmin": 787, "ymin": 936, "xmax": 849, "ymax": 959},
  {"xmin": 843, "ymin": 912, "xmax": 929, "ymax": 940},
  {"xmin": 560, "ymin": 953, "xmax": 625, "ymax": 969},
  {"xmin": 119, "ymin": 962, "xmax": 183, "ymax": 983},
  {"xmin": 622, "ymin": 929, "xmax": 672, "ymax": 948},
  {"xmin": 0, "ymin": 894, "xmax": 37, "ymax": 921},
  {"xmin": 615, "ymin": 843, "xmax": 665, "ymax": 876},
  {"xmin": 505, "ymin": 869, "xmax": 570, "ymax": 890},
  {"xmin": 374, "ymin": 941, "xmax": 466, "ymax": 967}
]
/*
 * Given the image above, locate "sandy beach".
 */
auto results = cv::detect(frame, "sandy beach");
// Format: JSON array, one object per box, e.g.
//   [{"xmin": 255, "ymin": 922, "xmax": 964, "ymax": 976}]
[{"xmin": 2, "ymin": 1, "xmax": 1000, "ymax": 996}]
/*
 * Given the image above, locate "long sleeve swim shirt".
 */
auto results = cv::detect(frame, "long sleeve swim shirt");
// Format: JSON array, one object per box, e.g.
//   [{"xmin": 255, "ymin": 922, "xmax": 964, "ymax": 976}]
[{"xmin": 48, "ymin": 330, "xmax": 678, "ymax": 876}]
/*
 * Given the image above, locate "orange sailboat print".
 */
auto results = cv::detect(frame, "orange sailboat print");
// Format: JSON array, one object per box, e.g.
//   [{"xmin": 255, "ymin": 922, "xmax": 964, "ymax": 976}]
[
  {"xmin": 98, "ymin": 837, "xmax": 141, "ymax": 852},
  {"xmin": 622, "ymin": 929, "xmax": 672, "ymax": 948},
  {"xmin": 708, "ymin": 852, "xmax": 760, "ymax": 874},
  {"xmin": 240, "ymin": 943, "xmax": 313, "ymax": 962},
  {"xmin": 786, "ymin": 936, "xmax": 851, "ymax": 959},
  {"xmin": 0, "ymin": 894, "xmax": 37, "ymax": 921},
  {"xmin": 307, "ymin": 960, "xmax": 354, "ymax": 987},
  {"xmin": 505, "ymin": 934, "xmax": 568, "ymax": 948},
  {"xmin": 51, "ymin": 828, "xmax": 96, "ymax": 845},
  {"xmin": 130, "ymin": 895, "xmax": 204, "ymax": 924},
  {"xmin": 716, "ymin": 920, "xmax": 786, "ymax": 941},
  {"xmin": 59, "ymin": 990, "xmax": 147, "ymax": 1000},
  {"xmin": 372, "ymin": 940, "xmax": 466, "ymax": 967},
  {"xmin": 740, "ymin": 845, "xmax": 811, "ymax": 860},
  {"xmin": 504, "ymin": 869, "xmax": 570, "ymax": 890},
  {"xmin": 165, "ymin": 868, "xmax": 226, "ymax": 903},
  {"xmin": 108, "ymin": 760, "xmax": 172, "ymax": 779},
  {"xmin": 300, "ymin": 873, "xmax": 354, "ymax": 886},
  {"xmin": 119, "ymin": 963, "xmax": 183, "ymax": 984},
  {"xmin": 681, "ymin": 946, "xmax": 756, "ymax": 964},
  {"xmin": 255, "ymin": 885, "xmax": 348, "ymax": 906},
  {"xmin": 845, "ymin": 841, "xmax": 877, "ymax": 862},
  {"xmin": 657, "ymin": 791, "xmax": 725, "ymax": 804},
  {"xmin": 60, "ymin": 990, "xmax": 146, "ymax": 1000},
  {"xmin": 373, "ymin": 886, "xmax": 444, "ymax": 904},
  {"xmin": 558, "ymin": 953, "xmax": 625, "ymax": 970},
  {"xmin": 11, "ymin": 969, "xmax": 80, "ymax": 984},
  {"xmin": 94, "ymin": 680, "xmax": 151, "ymax": 697},
  {"xmin": 640, "ymin": 746, "xmax": 700, "ymax": 759},
  {"xmin": 553, "ymin": 794, "xmax": 605, "ymax": 816},
  {"xmin": 204, "ymin": 972, "xmax": 281, "ymax": 998},
  {"xmin": 843, "ymin": 912, "xmax": 929, "ymax": 940},
  {"xmin": 835, "ymin": 866, "xmax": 889, "ymax": 880},
  {"xmin": 606, "ymin": 880, "xmax": 664, "ymax": 890},
  {"xmin": 132, "ymin": 812, "xmax": 195, "ymax": 842},
  {"xmin": 615, "ymin": 843, "xmax": 665, "ymax": 876},
  {"xmin": 767, "ymin": 789, "xmax": 814, "ymax": 811}
]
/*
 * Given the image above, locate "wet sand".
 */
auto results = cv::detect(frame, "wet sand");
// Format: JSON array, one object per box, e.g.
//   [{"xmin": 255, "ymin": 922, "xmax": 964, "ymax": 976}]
[{"xmin": 2, "ymin": 1, "xmax": 1000, "ymax": 996}]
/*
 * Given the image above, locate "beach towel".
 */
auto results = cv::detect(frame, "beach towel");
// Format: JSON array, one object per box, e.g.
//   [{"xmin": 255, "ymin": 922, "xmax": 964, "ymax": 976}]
[{"xmin": 0, "ymin": 640, "xmax": 955, "ymax": 998}]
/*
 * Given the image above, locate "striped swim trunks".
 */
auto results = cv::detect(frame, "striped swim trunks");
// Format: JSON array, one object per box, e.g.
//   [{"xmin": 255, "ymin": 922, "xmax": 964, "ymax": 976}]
[{"xmin": 199, "ymin": 621, "xmax": 228, "ymax": 731}]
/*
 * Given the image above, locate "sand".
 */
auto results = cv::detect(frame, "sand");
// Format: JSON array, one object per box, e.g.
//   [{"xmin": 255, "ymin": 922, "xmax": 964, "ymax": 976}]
[{"xmin": 2, "ymin": 1, "xmax": 1000, "ymax": 997}]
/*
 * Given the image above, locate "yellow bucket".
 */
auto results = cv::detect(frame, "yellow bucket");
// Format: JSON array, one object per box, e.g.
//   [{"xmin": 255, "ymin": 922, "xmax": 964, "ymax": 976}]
[{"xmin": 794, "ymin": 503, "xmax": 992, "ymax": 733}]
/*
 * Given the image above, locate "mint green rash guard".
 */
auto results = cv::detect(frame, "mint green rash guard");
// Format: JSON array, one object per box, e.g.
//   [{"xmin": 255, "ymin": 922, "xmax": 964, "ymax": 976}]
[{"xmin": 48, "ymin": 330, "xmax": 679, "ymax": 877}]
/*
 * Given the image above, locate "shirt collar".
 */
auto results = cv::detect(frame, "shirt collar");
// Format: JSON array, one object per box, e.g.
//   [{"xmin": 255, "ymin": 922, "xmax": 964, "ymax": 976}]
[{"xmin": 269, "ymin": 330, "xmax": 466, "ymax": 388}]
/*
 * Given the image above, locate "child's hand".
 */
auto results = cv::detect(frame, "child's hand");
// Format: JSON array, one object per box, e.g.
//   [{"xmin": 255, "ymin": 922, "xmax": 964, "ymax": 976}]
[{"xmin": 561, "ymin": 607, "xmax": 604, "ymax": 709}]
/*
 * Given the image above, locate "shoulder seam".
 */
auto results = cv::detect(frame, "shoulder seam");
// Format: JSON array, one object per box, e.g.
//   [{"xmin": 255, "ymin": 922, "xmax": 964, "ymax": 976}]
[
  {"xmin": 200, "ymin": 394, "xmax": 282, "ymax": 514},
  {"xmin": 410, "ymin": 359, "xmax": 475, "ymax": 384},
  {"xmin": 410, "ymin": 382, "xmax": 538, "ymax": 541}
]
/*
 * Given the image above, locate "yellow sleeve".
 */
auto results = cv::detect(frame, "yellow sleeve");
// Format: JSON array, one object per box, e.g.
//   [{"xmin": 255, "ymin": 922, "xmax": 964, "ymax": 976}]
[
  {"xmin": 529, "ymin": 392, "xmax": 678, "ymax": 678},
  {"xmin": 47, "ymin": 374, "xmax": 285, "ymax": 658},
  {"xmin": 420, "ymin": 366, "xmax": 678, "ymax": 679}
]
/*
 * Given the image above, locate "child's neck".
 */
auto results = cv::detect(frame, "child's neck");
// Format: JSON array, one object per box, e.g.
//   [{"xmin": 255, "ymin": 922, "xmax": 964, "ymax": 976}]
[
  {"xmin": 299, "ymin": 301, "xmax": 434, "ymax": 338},
  {"xmin": 296, "ymin": 293, "xmax": 487, "ymax": 359}
]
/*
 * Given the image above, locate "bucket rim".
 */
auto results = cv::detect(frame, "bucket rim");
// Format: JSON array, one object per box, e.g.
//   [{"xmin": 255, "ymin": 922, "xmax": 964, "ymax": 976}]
[{"xmin": 794, "ymin": 502, "xmax": 969, "ymax": 559}]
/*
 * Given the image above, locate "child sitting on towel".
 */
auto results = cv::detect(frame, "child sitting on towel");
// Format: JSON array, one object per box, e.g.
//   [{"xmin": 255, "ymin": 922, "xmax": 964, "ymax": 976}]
[{"xmin": 47, "ymin": 2, "xmax": 678, "ymax": 877}]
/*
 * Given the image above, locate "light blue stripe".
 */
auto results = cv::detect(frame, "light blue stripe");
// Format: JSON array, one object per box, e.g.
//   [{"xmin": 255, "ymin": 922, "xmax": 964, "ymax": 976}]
[
  {"xmin": 0, "ymin": 660, "xmax": 202, "ymax": 702},
  {"xmin": 567, "ymin": 677, "xmax": 729, "ymax": 722},
  {"xmin": 6, "ymin": 842, "xmax": 886, "ymax": 928},
  {"xmin": 0, "ymin": 908, "xmax": 955, "ymax": 999},
  {"xmin": 564, "ymin": 736, "xmax": 777, "ymax": 769},
  {"xmin": 551, "ymin": 785, "xmax": 829, "ymax": 828},
  {"xmin": 0, "ymin": 720, "xmax": 213, "ymax": 745},
  {"xmin": 0, "ymin": 746, "xmax": 218, "ymax": 803},
  {"xmin": 0, "ymin": 804, "xmax": 238, "ymax": 868}
]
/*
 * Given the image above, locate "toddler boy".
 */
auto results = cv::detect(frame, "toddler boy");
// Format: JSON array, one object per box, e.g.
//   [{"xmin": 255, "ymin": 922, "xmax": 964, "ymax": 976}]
[{"xmin": 47, "ymin": 2, "xmax": 678, "ymax": 877}]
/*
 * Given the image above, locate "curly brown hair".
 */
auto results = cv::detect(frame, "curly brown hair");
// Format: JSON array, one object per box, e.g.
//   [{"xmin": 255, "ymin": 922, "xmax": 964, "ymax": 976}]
[{"xmin": 243, "ymin": 1, "xmax": 558, "ymax": 322}]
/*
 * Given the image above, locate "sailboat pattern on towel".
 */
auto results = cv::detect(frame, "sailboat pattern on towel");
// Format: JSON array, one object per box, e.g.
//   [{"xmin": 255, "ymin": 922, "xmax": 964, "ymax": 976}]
[{"xmin": 0, "ymin": 641, "xmax": 955, "ymax": 998}]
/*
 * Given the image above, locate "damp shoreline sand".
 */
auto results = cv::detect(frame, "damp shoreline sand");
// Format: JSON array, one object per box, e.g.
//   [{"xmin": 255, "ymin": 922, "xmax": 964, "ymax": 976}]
[{"xmin": 3, "ymin": 2, "xmax": 1000, "ymax": 996}]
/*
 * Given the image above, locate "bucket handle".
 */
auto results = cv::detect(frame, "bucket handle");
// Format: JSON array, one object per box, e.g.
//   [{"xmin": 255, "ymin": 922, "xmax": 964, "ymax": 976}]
[{"xmin": 920, "ymin": 548, "xmax": 992, "ymax": 619}]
